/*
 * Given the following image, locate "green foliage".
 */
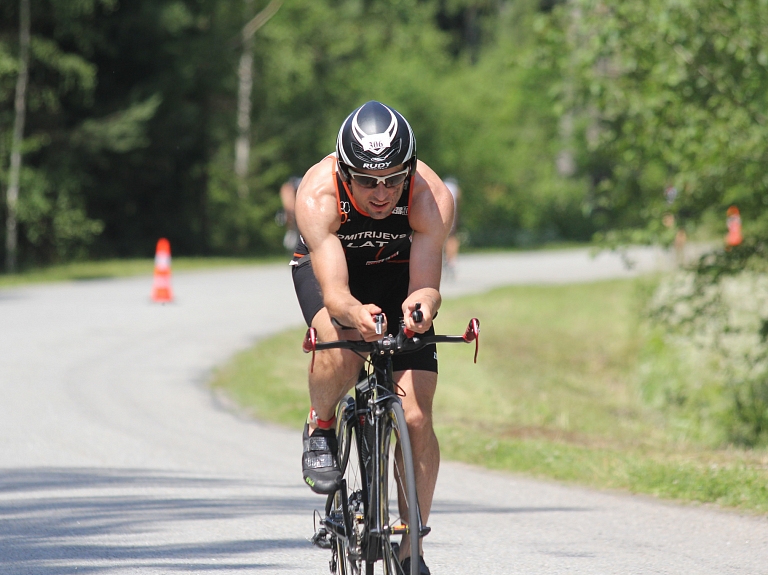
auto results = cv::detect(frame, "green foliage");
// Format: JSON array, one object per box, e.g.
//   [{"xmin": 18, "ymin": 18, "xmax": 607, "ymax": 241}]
[
  {"xmin": 540, "ymin": 0, "xmax": 768, "ymax": 244},
  {"xmin": 206, "ymin": 144, "xmax": 283, "ymax": 253},
  {"xmin": 643, "ymin": 253, "xmax": 768, "ymax": 447},
  {"xmin": 2, "ymin": 0, "xmax": 137, "ymax": 265},
  {"xmin": 536, "ymin": 2, "xmax": 768, "ymax": 437},
  {"xmin": 1, "ymin": 0, "xmax": 590, "ymax": 267},
  {"xmin": 72, "ymin": 95, "xmax": 161, "ymax": 153}
]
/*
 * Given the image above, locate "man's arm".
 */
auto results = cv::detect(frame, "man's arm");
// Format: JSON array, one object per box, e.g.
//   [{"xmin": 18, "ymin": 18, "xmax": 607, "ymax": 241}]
[
  {"xmin": 295, "ymin": 158, "xmax": 385, "ymax": 340},
  {"xmin": 404, "ymin": 161, "xmax": 455, "ymax": 332}
]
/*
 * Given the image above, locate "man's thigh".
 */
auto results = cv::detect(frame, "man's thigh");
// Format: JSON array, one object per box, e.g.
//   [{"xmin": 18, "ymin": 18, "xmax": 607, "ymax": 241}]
[{"xmin": 310, "ymin": 307, "xmax": 365, "ymax": 389}]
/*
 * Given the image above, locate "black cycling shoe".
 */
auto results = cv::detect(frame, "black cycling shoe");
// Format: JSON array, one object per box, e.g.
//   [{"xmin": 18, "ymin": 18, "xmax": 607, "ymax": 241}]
[
  {"xmin": 400, "ymin": 555, "xmax": 431, "ymax": 575},
  {"xmin": 302, "ymin": 423, "xmax": 341, "ymax": 494}
]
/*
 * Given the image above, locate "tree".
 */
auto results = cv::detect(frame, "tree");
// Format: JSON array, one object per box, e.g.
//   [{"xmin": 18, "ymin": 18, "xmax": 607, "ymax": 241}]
[
  {"xmin": 1, "ymin": 0, "xmax": 121, "ymax": 266},
  {"xmin": 5, "ymin": 0, "xmax": 29, "ymax": 273},
  {"xmin": 540, "ymin": 0, "xmax": 768, "ymax": 249},
  {"xmin": 538, "ymin": 0, "xmax": 768, "ymax": 445},
  {"xmin": 234, "ymin": 0, "xmax": 281, "ymax": 198}
]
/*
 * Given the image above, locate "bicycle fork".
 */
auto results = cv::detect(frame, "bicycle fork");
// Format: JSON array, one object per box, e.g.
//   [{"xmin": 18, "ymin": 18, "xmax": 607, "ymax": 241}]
[{"xmin": 368, "ymin": 398, "xmax": 431, "ymax": 561}]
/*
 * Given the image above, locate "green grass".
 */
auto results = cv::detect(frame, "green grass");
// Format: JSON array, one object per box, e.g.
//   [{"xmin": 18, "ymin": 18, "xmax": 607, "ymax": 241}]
[
  {"xmin": 211, "ymin": 326, "xmax": 311, "ymax": 427},
  {"xmin": 211, "ymin": 277, "xmax": 768, "ymax": 513},
  {"xmin": 0, "ymin": 255, "xmax": 285, "ymax": 289}
]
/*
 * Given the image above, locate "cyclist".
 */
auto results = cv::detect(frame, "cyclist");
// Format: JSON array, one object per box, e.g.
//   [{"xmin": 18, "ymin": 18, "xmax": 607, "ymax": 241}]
[
  {"xmin": 291, "ymin": 100, "xmax": 454, "ymax": 574},
  {"xmin": 278, "ymin": 175, "xmax": 302, "ymax": 251},
  {"xmin": 442, "ymin": 176, "xmax": 461, "ymax": 279}
]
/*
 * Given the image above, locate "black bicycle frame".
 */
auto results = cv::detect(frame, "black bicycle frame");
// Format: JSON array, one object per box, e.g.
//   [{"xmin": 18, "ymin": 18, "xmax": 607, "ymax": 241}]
[{"xmin": 326, "ymin": 351, "xmax": 408, "ymax": 563}]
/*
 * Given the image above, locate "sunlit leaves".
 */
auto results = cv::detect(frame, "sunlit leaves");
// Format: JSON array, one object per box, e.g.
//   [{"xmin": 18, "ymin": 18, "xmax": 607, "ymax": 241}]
[{"xmin": 544, "ymin": 0, "xmax": 768, "ymax": 241}]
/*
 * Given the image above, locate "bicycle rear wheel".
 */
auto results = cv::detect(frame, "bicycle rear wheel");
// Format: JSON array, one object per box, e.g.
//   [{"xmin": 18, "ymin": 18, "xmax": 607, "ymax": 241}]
[
  {"xmin": 379, "ymin": 400, "xmax": 420, "ymax": 575},
  {"xmin": 332, "ymin": 396, "xmax": 368, "ymax": 575}
]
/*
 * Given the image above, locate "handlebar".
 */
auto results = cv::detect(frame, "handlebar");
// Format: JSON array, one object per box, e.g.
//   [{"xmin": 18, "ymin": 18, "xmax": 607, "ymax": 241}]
[
  {"xmin": 374, "ymin": 303, "xmax": 422, "ymax": 337},
  {"xmin": 302, "ymin": 317, "xmax": 480, "ymax": 373}
]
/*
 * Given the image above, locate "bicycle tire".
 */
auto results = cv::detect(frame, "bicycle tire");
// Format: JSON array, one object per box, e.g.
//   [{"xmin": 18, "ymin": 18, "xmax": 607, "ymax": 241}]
[
  {"xmin": 332, "ymin": 396, "xmax": 368, "ymax": 575},
  {"xmin": 379, "ymin": 400, "xmax": 420, "ymax": 575}
]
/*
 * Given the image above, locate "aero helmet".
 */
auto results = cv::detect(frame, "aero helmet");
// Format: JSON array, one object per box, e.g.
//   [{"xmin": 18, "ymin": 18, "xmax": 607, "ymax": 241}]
[{"xmin": 336, "ymin": 101, "xmax": 416, "ymax": 181}]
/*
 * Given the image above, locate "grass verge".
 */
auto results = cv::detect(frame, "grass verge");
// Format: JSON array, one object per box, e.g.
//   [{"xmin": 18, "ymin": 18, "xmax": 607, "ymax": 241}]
[{"xmin": 210, "ymin": 278, "xmax": 768, "ymax": 514}]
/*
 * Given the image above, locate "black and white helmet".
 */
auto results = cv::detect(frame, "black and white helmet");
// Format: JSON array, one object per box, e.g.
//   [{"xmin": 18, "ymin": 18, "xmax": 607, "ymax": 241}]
[{"xmin": 336, "ymin": 101, "xmax": 416, "ymax": 180}]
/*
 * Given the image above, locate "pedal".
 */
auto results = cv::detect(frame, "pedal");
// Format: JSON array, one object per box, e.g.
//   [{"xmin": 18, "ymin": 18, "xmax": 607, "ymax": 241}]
[{"xmin": 311, "ymin": 525, "xmax": 333, "ymax": 550}]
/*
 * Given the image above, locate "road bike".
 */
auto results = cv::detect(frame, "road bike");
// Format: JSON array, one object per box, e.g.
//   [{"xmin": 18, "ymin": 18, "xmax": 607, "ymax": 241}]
[{"xmin": 305, "ymin": 306, "xmax": 480, "ymax": 575}]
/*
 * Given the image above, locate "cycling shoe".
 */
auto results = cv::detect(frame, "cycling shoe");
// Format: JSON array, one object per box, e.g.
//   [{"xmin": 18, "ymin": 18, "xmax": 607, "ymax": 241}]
[{"xmin": 302, "ymin": 423, "xmax": 341, "ymax": 494}]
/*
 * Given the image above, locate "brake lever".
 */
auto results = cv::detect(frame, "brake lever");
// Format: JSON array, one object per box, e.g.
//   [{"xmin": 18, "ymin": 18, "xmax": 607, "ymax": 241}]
[
  {"xmin": 403, "ymin": 302, "xmax": 423, "ymax": 339},
  {"xmin": 374, "ymin": 313, "xmax": 384, "ymax": 336},
  {"xmin": 462, "ymin": 318, "xmax": 480, "ymax": 363},
  {"xmin": 412, "ymin": 302, "xmax": 423, "ymax": 323},
  {"xmin": 302, "ymin": 327, "xmax": 317, "ymax": 373}
]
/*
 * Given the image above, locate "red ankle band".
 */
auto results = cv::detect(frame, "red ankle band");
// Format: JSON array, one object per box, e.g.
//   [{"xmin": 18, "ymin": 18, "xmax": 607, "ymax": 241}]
[{"xmin": 310, "ymin": 408, "xmax": 336, "ymax": 430}]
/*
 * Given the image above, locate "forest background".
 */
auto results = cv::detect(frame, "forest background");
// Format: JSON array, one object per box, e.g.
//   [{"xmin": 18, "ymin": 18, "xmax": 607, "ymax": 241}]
[
  {"xmin": 4, "ymin": 0, "xmax": 765, "ymax": 269},
  {"xmin": 3, "ymin": 0, "xmax": 768, "ymax": 452}
]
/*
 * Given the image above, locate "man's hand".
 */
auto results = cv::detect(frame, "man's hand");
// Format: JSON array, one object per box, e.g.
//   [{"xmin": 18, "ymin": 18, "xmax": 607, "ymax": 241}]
[
  {"xmin": 352, "ymin": 304, "xmax": 387, "ymax": 341},
  {"xmin": 402, "ymin": 296, "xmax": 435, "ymax": 333}
]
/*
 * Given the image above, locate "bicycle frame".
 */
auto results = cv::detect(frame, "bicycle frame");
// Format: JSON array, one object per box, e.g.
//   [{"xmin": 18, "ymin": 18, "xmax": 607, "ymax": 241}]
[
  {"xmin": 319, "ymin": 353, "xmax": 401, "ymax": 564},
  {"xmin": 306, "ymin": 317, "xmax": 480, "ymax": 574}
]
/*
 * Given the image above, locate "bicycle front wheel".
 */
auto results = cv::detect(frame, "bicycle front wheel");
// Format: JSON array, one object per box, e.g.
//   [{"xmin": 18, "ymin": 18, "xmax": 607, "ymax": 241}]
[
  {"xmin": 379, "ymin": 400, "xmax": 420, "ymax": 575},
  {"xmin": 332, "ymin": 396, "xmax": 368, "ymax": 575}
]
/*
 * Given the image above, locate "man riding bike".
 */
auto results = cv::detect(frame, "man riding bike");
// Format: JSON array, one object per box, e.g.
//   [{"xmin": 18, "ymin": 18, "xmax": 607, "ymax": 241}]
[{"xmin": 290, "ymin": 100, "xmax": 454, "ymax": 575}]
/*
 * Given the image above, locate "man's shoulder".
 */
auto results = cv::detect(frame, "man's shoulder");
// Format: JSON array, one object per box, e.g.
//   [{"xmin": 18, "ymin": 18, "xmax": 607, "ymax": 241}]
[
  {"xmin": 409, "ymin": 162, "xmax": 455, "ymax": 232},
  {"xmin": 300, "ymin": 156, "xmax": 339, "ymax": 197},
  {"xmin": 412, "ymin": 162, "xmax": 452, "ymax": 203},
  {"xmin": 305, "ymin": 155, "xmax": 336, "ymax": 178}
]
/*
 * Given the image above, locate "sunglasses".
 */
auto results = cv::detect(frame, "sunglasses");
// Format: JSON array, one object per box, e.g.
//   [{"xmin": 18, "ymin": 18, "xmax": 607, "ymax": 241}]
[{"xmin": 347, "ymin": 166, "xmax": 410, "ymax": 188}]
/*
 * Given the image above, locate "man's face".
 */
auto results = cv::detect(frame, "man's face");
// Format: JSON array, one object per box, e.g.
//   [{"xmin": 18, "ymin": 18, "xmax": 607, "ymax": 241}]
[{"xmin": 347, "ymin": 164, "xmax": 408, "ymax": 220}]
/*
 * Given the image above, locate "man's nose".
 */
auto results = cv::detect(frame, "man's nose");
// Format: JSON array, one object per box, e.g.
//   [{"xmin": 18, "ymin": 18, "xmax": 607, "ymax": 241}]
[{"xmin": 372, "ymin": 182, "xmax": 389, "ymax": 197}]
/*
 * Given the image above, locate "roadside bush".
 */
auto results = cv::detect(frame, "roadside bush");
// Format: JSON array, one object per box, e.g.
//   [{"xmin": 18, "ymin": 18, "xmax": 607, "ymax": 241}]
[{"xmin": 641, "ymin": 248, "xmax": 768, "ymax": 447}]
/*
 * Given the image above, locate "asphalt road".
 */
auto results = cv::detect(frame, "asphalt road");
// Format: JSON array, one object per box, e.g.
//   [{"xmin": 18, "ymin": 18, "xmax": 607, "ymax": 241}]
[{"xmin": 1, "ymin": 248, "xmax": 766, "ymax": 574}]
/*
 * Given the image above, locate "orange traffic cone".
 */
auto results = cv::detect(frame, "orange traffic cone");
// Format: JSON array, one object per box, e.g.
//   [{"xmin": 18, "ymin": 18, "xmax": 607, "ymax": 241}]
[
  {"xmin": 725, "ymin": 206, "xmax": 743, "ymax": 248},
  {"xmin": 151, "ymin": 238, "xmax": 174, "ymax": 303}
]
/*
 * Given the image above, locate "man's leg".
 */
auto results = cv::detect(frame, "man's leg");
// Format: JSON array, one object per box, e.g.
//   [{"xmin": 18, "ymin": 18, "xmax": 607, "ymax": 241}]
[
  {"xmin": 307, "ymin": 307, "xmax": 364, "ymax": 426},
  {"xmin": 393, "ymin": 368, "xmax": 439, "ymax": 560},
  {"xmin": 301, "ymin": 307, "xmax": 364, "ymax": 494}
]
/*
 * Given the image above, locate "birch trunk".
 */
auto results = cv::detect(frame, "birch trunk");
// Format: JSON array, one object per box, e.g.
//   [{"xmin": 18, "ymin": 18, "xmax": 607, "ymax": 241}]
[
  {"xmin": 6, "ymin": 0, "xmax": 30, "ymax": 273},
  {"xmin": 234, "ymin": 1, "xmax": 254, "ymax": 199},
  {"xmin": 234, "ymin": 0, "xmax": 282, "ymax": 199}
]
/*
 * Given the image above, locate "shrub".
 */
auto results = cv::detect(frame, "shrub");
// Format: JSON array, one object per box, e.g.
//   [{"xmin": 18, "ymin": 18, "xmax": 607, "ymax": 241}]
[{"xmin": 643, "ymin": 248, "xmax": 768, "ymax": 447}]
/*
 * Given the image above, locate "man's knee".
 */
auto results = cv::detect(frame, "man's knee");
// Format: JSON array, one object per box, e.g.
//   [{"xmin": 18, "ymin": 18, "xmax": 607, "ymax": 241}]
[
  {"xmin": 311, "ymin": 349, "xmax": 362, "ymax": 387},
  {"xmin": 403, "ymin": 405, "xmax": 434, "ymax": 437},
  {"xmin": 397, "ymin": 370, "xmax": 437, "ymax": 432}
]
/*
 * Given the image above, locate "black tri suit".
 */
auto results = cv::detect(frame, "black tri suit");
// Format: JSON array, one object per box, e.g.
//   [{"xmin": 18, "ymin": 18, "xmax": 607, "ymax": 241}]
[{"xmin": 291, "ymin": 157, "xmax": 437, "ymax": 373}]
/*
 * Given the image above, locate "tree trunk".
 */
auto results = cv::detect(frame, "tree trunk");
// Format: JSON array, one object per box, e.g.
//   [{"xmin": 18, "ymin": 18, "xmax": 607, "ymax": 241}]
[
  {"xmin": 6, "ymin": 0, "xmax": 30, "ymax": 274},
  {"xmin": 234, "ymin": 0, "xmax": 255, "ymax": 199},
  {"xmin": 234, "ymin": 0, "xmax": 282, "ymax": 199}
]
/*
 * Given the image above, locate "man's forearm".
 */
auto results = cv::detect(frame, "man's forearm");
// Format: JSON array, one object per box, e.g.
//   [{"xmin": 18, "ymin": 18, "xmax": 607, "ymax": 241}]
[{"xmin": 323, "ymin": 292, "xmax": 365, "ymax": 328}]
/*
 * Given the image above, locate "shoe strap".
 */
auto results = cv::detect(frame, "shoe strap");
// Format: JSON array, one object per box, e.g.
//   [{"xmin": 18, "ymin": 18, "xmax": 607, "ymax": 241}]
[
  {"xmin": 305, "ymin": 435, "xmax": 333, "ymax": 452},
  {"xmin": 303, "ymin": 453, "xmax": 335, "ymax": 469}
]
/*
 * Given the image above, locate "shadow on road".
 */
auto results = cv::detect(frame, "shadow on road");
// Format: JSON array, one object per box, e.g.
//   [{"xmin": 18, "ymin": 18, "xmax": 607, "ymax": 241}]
[{"xmin": 0, "ymin": 467, "xmax": 313, "ymax": 573}]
